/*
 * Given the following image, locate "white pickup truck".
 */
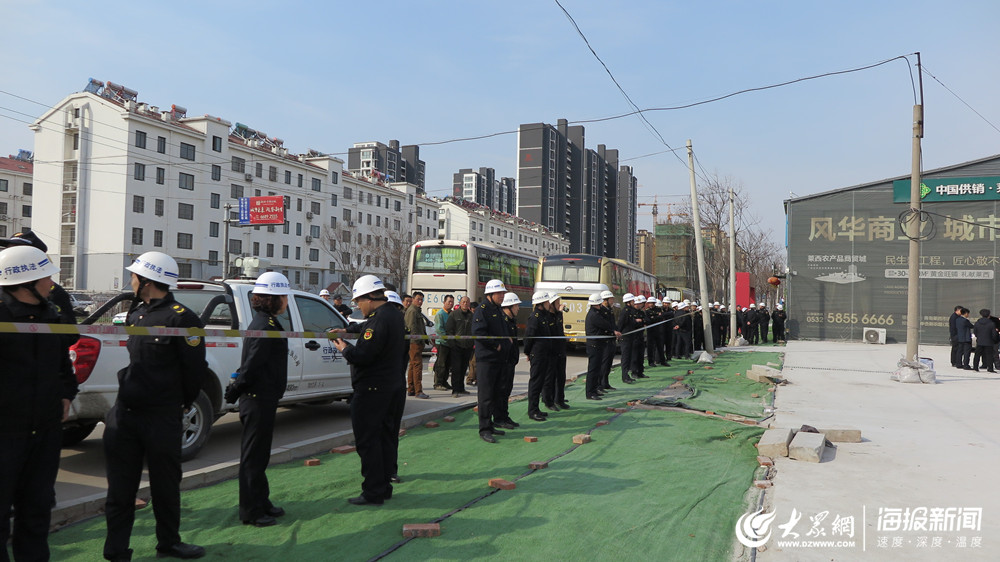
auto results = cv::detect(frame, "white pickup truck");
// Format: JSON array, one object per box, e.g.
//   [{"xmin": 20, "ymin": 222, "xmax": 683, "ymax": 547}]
[{"xmin": 65, "ymin": 279, "xmax": 353, "ymax": 461}]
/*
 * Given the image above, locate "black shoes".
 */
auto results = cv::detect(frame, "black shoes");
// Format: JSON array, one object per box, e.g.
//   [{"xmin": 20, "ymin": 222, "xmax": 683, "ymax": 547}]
[
  {"xmin": 528, "ymin": 413, "xmax": 547, "ymax": 421},
  {"xmin": 635, "ymin": 373, "xmax": 649, "ymax": 379},
  {"xmin": 266, "ymin": 506, "xmax": 285, "ymax": 517},
  {"xmin": 659, "ymin": 362, "xmax": 671, "ymax": 367},
  {"xmin": 389, "ymin": 474, "xmax": 402, "ymax": 483},
  {"xmin": 505, "ymin": 418, "xmax": 521, "ymax": 428},
  {"xmin": 495, "ymin": 421, "xmax": 516, "ymax": 430},
  {"xmin": 622, "ymin": 377, "xmax": 636, "ymax": 384},
  {"xmin": 242, "ymin": 515, "xmax": 277, "ymax": 527},
  {"xmin": 452, "ymin": 390, "xmax": 471, "ymax": 396},
  {"xmin": 544, "ymin": 403, "xmax": 561, "ymax": 411},
  {"xmin": 490, "ymin": 428, "xmax": 506, "ymax": 436},
  {"xmin": 603, "ymin": 385, "xmax": 616, "ymax": 391},
  {"xmin": 155, "ymin": 543, "xmax": 205, "ymax": 559},
  {"xmin": 586, "ymin": 395, "xmax": 603, "ymax": 400},
  {"xmin": 348, "ymin": 495, "xmax": 384, "ymax": 506},
  {"xmin": 557, "ymin": 402, "xmax": 570, "ymax": 409},
  {"xmin": 480, "ymin": 431, "xmax": 497, "ymax": 443}
]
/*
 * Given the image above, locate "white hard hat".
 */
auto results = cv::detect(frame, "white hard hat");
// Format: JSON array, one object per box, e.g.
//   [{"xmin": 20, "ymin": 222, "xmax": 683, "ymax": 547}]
[
  {"xmin": 634, "ymin": 295, "xmax": 647, "ymax": 304},
  {"xmin": 548, "ymin": 292, "xmax": 561, "ymax": 304},
  {"xmin": 682, "ymin": 299, "xmax": 690, "ymax": 305},
  {"xmin": 776, "ymin": 304, "xmax": 783, "ymax": 310},
  {"xmin": 319, "ymin": 289, "xmax": 330, "ymax": 296},
  {"xmin": 749, "ymin": 303, "xmax": 756, "ymax": 308},
  {"xmin": 654, "ymin": 299, "xmax": 663, "ymax": 307},
  {"xmin": 0, "ymin": 246, "xmax": 60, "ymax": 286},
  {"xmin": 484, "ymin": 279, "xmax": 506, "ymax": 294},
  {"xmin": 759, "ymin": 302, "xmax": 765, "ymax": 306},
  {"xmin": 600, "ymin": 290, "xmax": 614, "ymax": 300},
  {"xmin": 622, "ymin": 292, "xmax": 635, "ymax": 303},
  {"xmin": 588, "ymin": 293, "xmax": 603, "ymax": 306},
  {"xmin": 531, "ymin": 290, "xmax": 549, "ymax": 305},
  {"xmin": 253, "ymin": 272, "xmax": 291, "ymax": 295},
  {"xmin": 126, "ymin": 251, "xmax": 179, "ymax": 287},
  {"xmin": 720, "ymin": 305, "xmax": 727, "ymax": 310},
  {"xmin": 386, "ymin": 290, "xmax": 403, "ymax": 306},
  {"xmin": 352, "ymin": 274, "xmax": 385, "ymax": 300},
  {"xmin": 501, "ymin": 292, "xmax": 521, "ymax": 307},
  {"xmin": 713, "ymin": 301, "xmax": 720, "ymax": 306}
]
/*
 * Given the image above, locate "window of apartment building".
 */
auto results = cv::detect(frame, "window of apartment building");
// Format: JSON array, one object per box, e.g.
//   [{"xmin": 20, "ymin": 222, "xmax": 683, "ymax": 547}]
[
  {"xmin": 282, "ymin": 245, "xmax": 289, "ymax": 259},
  {"xmin": 131, "ymin": 227, "xmax": 143, "ymax": 245},
  {"xmin": 409, "ymin": 194, "xmax": 414, "ymax": 205},
  {"xmin": 418, "ymin": 225, "xmax": 423, "ymax": 236},
  {"xmin": 252, "ymin": 242, "xmax": 260, "ymax": 255},
  {"xmin": 343, "ymin": 186, "xmax": 353, "ymax": 200},
  {"xmin": 177, "ymin": 233, "xmax": 193, "ymax": 249},
  {"xmin": 295, "ymin": 247, "xmax": 301, "ymax": 260},
  {"xmin": 154, "ymin": 199, "xmax": 164, "ymax": 216},
  {"xmin": 394, "ymin": 219, "xmax": 400, "ymax": 231},
  {"xmin": 308, "ymin": 271, "xmax": 319, "ymax": 285},
  {"xmin": 312, "ymin": 178, "xmax": 321, "ymax": 192},
  {"xmin": 211, "ymin": 165, "xmax": 221, "ymax": 181},
  {"xmin": 365, "ymin": 255, "xmax": 371, "ymax": 267},
  {"xmin": 255, "ymin": 162, "xmax": 263, "ymax": 178},
  {"xmin": 157, "ymin": 136, "xmax": 166, "ymax": 154},
  {"xmin": 283, "ymin": 222, "xmax": 290, "ymax": 235},
  {"xmin": 209, "ymin": 222, "xmax": 219, "ymax": 237},
  {"xmin": 376, "ymin": 195, "xmax": 381, "ymax": 207},
  {"xmin": 229, "ymin": 239, "xmax": 242, "ymax": 254},
  {"xmin": 357, "ymin": 211, "xmax": 362, "ymax": 223},
  {"xmin": 73, "ymin": 133, "xmax": 79, "ymax": 150},
  {"xmin": 297, "ymin": 174, "xmax": 303, "ymax": 187},
  {"xmin": 295, "ymin": 223, "xmax": 302, "ymax": 236},
  {"xmin": 267, "ymin": 225, "xmax": 275, "ymax": 233},
  {"xmin": 417, "ymin": 206, "xmax": 423, "ymax": 217},
  {"xmin": 268, "ymin": 166, "xmax": 277, "ymax": 182},
  {"xmin": 132, "ymin": 195, "xmax": 145, "ymax": 214},
  {"xmin": 310, "ymin": 225, "xmax": 320, "ymax": 238},
  {"xmin": 342, "ymin": 209, "xmax": 351, "ymax": 222},
  {"xmin": 284, "ymin": 170, "xmax": 291, "ymax": 184},
  {"xmin": 375, "ymin": 216, "xmax": 381, "ymax": 227},
  {"xmin": 367, "ymin": 193, "xmax": 372, "ymax": 205},
  {"xmin": 156, "ymin": 167, "xmax": 165, "ymax": 185},
  {"xmin": 294, "ymin": 271, "xmax": 301, "ymax": 285},
  {"xmin": 266, "ymin": 243, "xmax": 274, "ymax": 258},
  {"xmin": 341, "ymin": 252, "xmax": 350, "ymax": 264},
  {"xmin": 330, "ymin": 216, "xmax": 337, "ymax": 229},
  {"xmin": 178, "ymin": 263, "xmax": 192, "ymax": 278},
  {"xmin": 341, "ymin": 230, "xmax": 351, "ymax": 243},
  {"xmin": 330, "ymin": 194, "xmax": 337, "ymax": 206},
  {"xmin": 283, "ymin": 195, "xmax": 291, "ymax": 210},
  {"xmin": 296, "ymin": 198, "xmax": 302, "ymax": 212},
  {"xmin": 178, "ymin": 202, "xmax": 194, "ymax": 220},
  {"xmin": 395, "ymin": 200, "xmax": 401, "ymax": 212},
  {"xmin": 208, "ymin": 250, "xmax": 219, "ymax": 266},
  {"xmin": 153, "ymin": 230, "xmax": 163, "ymax": 247},
  {"xmin": 135, "ymin": 130, "xmax": 147, "ymax": 149},
  {"xmin": 0, "ymin": 179, "xmax": 6, "ymax": 191},
  {"xmin": 210, "ymin": 193, "xmax": 220, "ymax": 209},
  {"xmin": 310, "ymin": 201, "xmax": 321, "ymax": 215},
  {"xmin": 232, "ymin": 156, "xmax": 245, "ymax": 173},
  {"xmin": 309, "ymin": 249, "xmax": 319, "ymax": 262},
  {"xmin": 231, "ymin": 184, "xmax": 243, "ymax": 199},
  {"xmin": 356, "ymin": 233, "xmax": 362, "ymax": 244},
  {"xmin": 134, "ymin": 163, "xmax": 145, "ymax": 181},
  {"xmin": 409, "ymin": 213, "xmax": 413, "ymax": 224},
  {"xmin": 255, "ymin": 189, "xmax": 261, "ymax": 196},
  {"xmin": 179, "ymin": 173, "xmax": 194, "ymax": 190},
  {"xmin": 22, "ymin": 183, "xmax": 31, "ymax": 196},
  {"xmin": 331, "ymin": 172, "xmax": 338, "ymax": 185},
  {"xmin": 180, "ymin": 142, "xmax": 195, "ymax": 161},
  {"xmin": 212, "ymin": 135, "xmax": 223, "ymax": 152},
  {"xmin": 366, "ymin": 234, "xmax": 372, "ymax": 245}
]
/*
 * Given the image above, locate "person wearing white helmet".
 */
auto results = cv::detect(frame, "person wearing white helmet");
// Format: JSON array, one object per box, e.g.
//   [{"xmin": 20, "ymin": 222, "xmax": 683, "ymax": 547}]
[
  {"xmin": 330, "ymin": 274, "xmax": 406, "ymax": 505},
  {"xmin": 598, "ymin": 290, "xmax": 621, "ymax": 392},
  {"xmin": 644, "ymin": 296, "xmax": 665, "ymax": 369},
  {"xmin": 757, "ymin": 302, "xmax": 770, "ymax": 345},
  {"xmin": 471, "ymin": 279, "xmax": 513, "ymax": 442},
  {"xmin": 523, "ymin": 290, "xmax": 552, "ymax": 422},
  {"xmin": 493, "ymin": 293, "xmax": 522, "ymax": 429},
  {"xmin": 225, "ymin": 272, "xmax": 291, "ymax": 527},
  {"xmin": 585, "ymin": 293, "xmax": 613, "ymax": 399},
  {"xmin": 673, "ymin": 299, "xmax": 694, "ymax": 359},
  {"xmin": 319, "ymin": 289, "xmax": 331, "ymax": 300},
  {"xmin": 617, "ymin": 291, "xmax": 644, "ymax": 383},
  {"xmin": 0, "ymin": 230, "xmax": 77, "ymax": 326},
  {"xmin": 0, "ymin": 245, "xmax": 78, "ymax": 561},
  {"xmin": 771, "ymin": 304, "xmax": 787, "ymax": 343},
  {"xmin": 104, "ymin": 251, "xmax": 208, "ymax": 560},
  {"xmin": 744, "ymin": 303, "xmax": 759, "ymax": 344},
  {"xmin": 543, "ymin": 292, "xmax": 570, "ymax": 411}
]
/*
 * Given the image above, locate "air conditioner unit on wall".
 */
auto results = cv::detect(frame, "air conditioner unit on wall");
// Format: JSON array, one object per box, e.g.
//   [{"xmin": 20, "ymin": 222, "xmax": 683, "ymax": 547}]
[
  {"xmin": 306, "ymin": 211, "xmax": 314, "ymax": 220},
  {"xmin": 863, "ymin": 327, "xmax": 886, "ymax": 344},
  {"xmin": 304, "ymin": 236, "xmax": 313, "ymax": 244},
  {"xmin": 245, "ymin": 173, "xmax": 253, "ymax": 182}
]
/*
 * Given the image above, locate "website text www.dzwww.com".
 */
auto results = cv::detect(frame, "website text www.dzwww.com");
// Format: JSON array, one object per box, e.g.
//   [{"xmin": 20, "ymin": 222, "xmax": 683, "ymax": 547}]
[{"xmin": 775, "ymin": 540, "xmax": 857, "ymax": 548}]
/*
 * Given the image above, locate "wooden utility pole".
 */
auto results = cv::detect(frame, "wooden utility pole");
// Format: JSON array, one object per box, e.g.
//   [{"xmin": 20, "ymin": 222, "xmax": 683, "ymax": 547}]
[
  {"xmin": 905, "ymin": 53, "xmax": 924, "ymax": 361},
  {"xmin": 687, "ymin": 140, "xmax": 714, "ymax": 354}
]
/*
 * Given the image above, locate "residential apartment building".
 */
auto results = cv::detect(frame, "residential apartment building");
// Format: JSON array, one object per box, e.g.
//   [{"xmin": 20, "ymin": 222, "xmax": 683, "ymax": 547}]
[
  {"xmin": 516, "ymin": 119, "xmax": 637, "ymax": 261},
  {"xmin": 347, "ymin": 140, "xmax": 426, "ymax": 193},
  {"xmin": 451, "ymin": 167, "xmax": 516, "ymax": 215},
  {"xmin": 29, "ymin": 79, "xmax": 437, "ymax": 292},
  {"xmin": 637, "ymin": 229, "xmax": 654, "ymax": 275},
  {"xmin": 0, "ymin": 152, "xmax": 33, "ymax": 238},
  {"xmin": 437, "ymin": 198, "xmax": 569, "ymax": 256}
]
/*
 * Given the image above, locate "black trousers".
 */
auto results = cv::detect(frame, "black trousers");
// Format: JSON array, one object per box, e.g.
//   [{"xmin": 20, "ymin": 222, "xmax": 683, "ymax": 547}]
[
  {"xmin": 973, "ymin": 344, "xmax": 993, "ymax": 371},
  {"xmin": 527, "ymin": 353, "xmax": 549, "ymax": 414},
  {"xmin": 675, "ymin": 331, "xmax": 693, "ymax": 358},
  {"xmin": 759, "ymin": 323, "xmax": 769, "ymax": 343},
  {"xmin": 0, "ymin": 425, "xmax": 61, "ymax": 562},
  {"xmin": 542, "ymin": 353, "xmax": 567, "ymax": 406},
  {"xmin": 662, "ymin": 326, "xmax": 674, "ymax": 360},
  {"xmin": 449, "ymin": 347, "xmax": 472, "ymax": 393},
  {"xmin": 631, "ymin": 334, "xmax": 646, "ymax": 375},
  {"xmin": 950, "ymin": 339, "xmax": 961, "ymax": 366},
  {"xmin": 104, "ymin": 404, "xmax": 182, "ymax": 560},
  {"xmin": 619, "ymin": 336, "xmax": 634, "ymax": 379},
  {"xmin": 601, "ymin": 339, "xmax": 616, "ymax": 388},
  {"xmin": 586, "ymin": 343, "xmax": 604, "ymax": 396},
  {"xmin": 494, "ymin": 362, "xmax": 516, "ymax": 423},
  {"xmin": 475, "ymin": 360, "xmax": 502, "ymax": 432},
  {"xmin": 646, "ymin": 329, "xmax": 662, "ymax": 366},
  {"xmin": 350, "ymin": 389, "xmax": 405, "ymax": 501},
  {"xmin": 773, "ymin": 323, "xmax": 785, "ymax": 342},
  {"xmin": 433, "ymin": 345, "xmax": 452, "ymax": 387},
  {"xmin": 239, "ymin": 396, "xmax": 278, "ymax": 521}
]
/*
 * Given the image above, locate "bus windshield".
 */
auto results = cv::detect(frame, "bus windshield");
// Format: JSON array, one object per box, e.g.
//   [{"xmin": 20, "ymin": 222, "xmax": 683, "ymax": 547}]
[
  {"xmin": 413, "ymin": 246, "xmax": 467, "ymax": 273},
  {"xmin": 541, "ymin": 264, "xmax": 601, "ymax": 283}
]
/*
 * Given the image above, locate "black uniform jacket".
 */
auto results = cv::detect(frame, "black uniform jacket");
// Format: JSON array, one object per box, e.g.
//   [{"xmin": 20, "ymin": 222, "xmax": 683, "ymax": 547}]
[
  {"xmin": 0, "ymin": 291, "xmax": 77, "ymax": 435},
  {"xmin": 523, "ymin": 307, "xmax": 551, "ymax": 357},
  {"xmin": 586, "ymin": 306, "xmax": 615, "ymax": 348},
  {"xmin": 472, "ymin": 299, "xmax": 512, "ymax": 362},
  {"xmin": 550, "ymin": 310, "xmax": 566, "ymax": 356},
  {"xmin": 117, "ymin": 292, "xmax": 208, "ymax": 412},
  {"xmin": 236, "ymin": 311, "xmax": 289, "ymax": 400},
  {"xmin": 618, "ymin": 305, "xmax": 644, "ymax": 335},
  {"xmin": 342, "ymin": 303, "xmax": 406, "ymax": 392},
  {"xmin": 504, "ymin": 313, "xmax": 520, "ymax": 365}
]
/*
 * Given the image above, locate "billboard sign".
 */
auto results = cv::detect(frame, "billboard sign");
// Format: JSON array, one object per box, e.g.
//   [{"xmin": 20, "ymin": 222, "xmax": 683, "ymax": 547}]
[
  {"xmin": 238, "ymin": 196, "xmax": 285, "ymax": 225},
  {"xmin": 892, "ymin": 176, "xmax": 1000, "ymax": 203}
]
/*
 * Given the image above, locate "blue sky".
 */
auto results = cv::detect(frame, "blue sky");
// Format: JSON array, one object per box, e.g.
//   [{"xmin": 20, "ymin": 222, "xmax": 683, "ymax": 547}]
[{"xmin": 2, "ymin": 1, "xmax": 998, "ymax": 243}]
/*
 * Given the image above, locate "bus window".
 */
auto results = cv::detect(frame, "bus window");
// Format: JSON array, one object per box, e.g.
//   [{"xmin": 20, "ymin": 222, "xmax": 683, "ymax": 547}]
[
  {"xmin": 541, "ymin": 264, "xmax": 600, "ymax": 283},
  {"xmin": 414, "ymin": 246, "xmax": 467, "ymax": 273}
]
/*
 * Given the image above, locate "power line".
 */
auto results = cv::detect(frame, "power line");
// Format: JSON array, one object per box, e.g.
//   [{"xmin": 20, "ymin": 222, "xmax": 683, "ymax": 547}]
[{"xmin": 921, "ymin": 63, "xmax": 1000, "ymax": 136}]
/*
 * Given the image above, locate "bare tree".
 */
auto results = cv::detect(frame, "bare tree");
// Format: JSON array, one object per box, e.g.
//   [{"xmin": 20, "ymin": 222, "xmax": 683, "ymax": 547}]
[
  {"xmin": 320, "ymin": 224, "xmax": 367, "ymax": 285},
  {"xmin": 369, "ymin": 225, "xmax": 414, "ymax": 290}
]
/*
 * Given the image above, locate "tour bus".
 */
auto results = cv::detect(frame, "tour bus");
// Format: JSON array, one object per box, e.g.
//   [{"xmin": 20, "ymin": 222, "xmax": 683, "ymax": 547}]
[
  {"xmin": 535, "ymin": 254, "xmax": 656, "ymax": 344},
  {"xmin": 408, "ymin": 239, "xmax": 538, "ymax": 329},
  {"xmin": 662, "ymin": 286, "xmax": 697, "ymax": 303}
]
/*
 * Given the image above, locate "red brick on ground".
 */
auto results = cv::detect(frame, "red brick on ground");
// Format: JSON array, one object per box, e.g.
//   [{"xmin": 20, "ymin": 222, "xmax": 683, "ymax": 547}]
[
  {"xmin": 673, "ymin": 375, "xmax": 685, "ymax": 381},
  {"xmin": 613, "ymin": 408, "xmax": 627, "ymax": 413},
  {"xmin": 757, "ymin": 455, "xmax": 774, "ymax": 467},
  {"xmin": 443, "ymin": 416, "xmax": 456, "ymax": 422},
  {"xmin": 705, "ymin": 411, "xmax": 715, "ymax": 416},
  {"xmin": 596, "ymin": 420, "xmax": 609, "ymax": 426},
  {"xmin": 134, "ymin": 498, "xmax": 148, "ymax": 509},
  {"xmin": 304, "ymin": 459, "xmax": 321, "ymax": 467},
  {"xmin": 573, "ymin": 434, "xmax": 592, "ymax": 444},
  {"xmin": 425, "ymin": 421, "xmax": 440, "ymax": 428},
  {"xmin": 489, "ymin": 478, "xmax": 516, "ymax": 490},
  {"xmin": 524, "ymin": 436, "xmax": 538, "ymax": 443},
  {"xmin": 402, "ymin": 523, "xmax": 441, "ymax": 538},
  {"xmin": 754, "ymin": 480, "xmax": 773, "ymax": 489},
  {"xmin": 606, "ymin": 407, "xmax": 616, "ymax": 412},
  {"xmin": 330, "ymin": 445, "xmax": 356, "ymax": 454},
  {"xmin": 751, "ymin": 393, "xmax": 760, "ymax": 398},
  {"xmin": 529, "ymin": 461, "xmax": 548, "ymax": 469},
  {"xmin": 399, "ymin": 429, "xmax": 407, "ymax": 437}
]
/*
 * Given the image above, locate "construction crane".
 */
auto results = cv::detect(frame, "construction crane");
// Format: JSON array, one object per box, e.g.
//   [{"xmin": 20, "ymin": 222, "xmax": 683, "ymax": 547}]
[{"xmin": 637, "ymin": 195, "xmax": 659, "ymax": 224}]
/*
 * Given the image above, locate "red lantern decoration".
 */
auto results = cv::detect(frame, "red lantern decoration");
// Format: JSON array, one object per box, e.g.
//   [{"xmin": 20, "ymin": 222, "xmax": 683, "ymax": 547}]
[{"xmin": 767, "ymin": 276, "xmax": 781, "ymax": 287}]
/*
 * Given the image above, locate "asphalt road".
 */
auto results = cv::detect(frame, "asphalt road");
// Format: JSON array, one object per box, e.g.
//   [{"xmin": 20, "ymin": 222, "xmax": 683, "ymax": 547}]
[{"xmin": 55, "ymin": 351, "xmax": 591, "ymax": 511}]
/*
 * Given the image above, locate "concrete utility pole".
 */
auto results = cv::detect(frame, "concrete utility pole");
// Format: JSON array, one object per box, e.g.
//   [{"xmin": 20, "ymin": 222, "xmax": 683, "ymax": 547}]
[
  {"xmin": 729, "ymin": 186, "xmax": 738, "ymax": 345},
  {"xmin": 687, "ymin": 140, "xmax": 714, "ymax": 354},
  {"xmin": 905, "ymin": 53, "xmax": 924, "ymax": 361}
]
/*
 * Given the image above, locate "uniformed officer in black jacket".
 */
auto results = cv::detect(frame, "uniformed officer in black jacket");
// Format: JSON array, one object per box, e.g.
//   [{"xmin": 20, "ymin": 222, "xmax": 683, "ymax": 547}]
[
  {"xmin": 0, "ymin": 246, "xmax": 77, "ymax": 562},
  {"xmin": 524, "ymin": 291, "xmax": 551, "ymax": 421},
  {"xmin": 629, "ymin": 296, "xmax": 648, "ymax": 379},
  {"xmin": 226, "ymin": 272, "xmax": 292, "ymax": 527},
  {"xmin": 0, "ymin": 230, "xmax": 79, "ymax": 333},
  {"xmin": 585, "ymin": 293, "xmax": 616, "ymax": 399},
  {"xmin": 543, "ymin": 294, "xmax": 570, "ymax": 411},
  {"xmin": 645, "ymin": 299, "xmax": 663, "ymax": 367},
  {"xmin": 331, "ymin": 275, "xmax": 406, "ymax": 505},
  {"xmin": 472, "ymin": 279, "xmax": 515, "ymax": 441},
  {"xmin": 661, "ymin": 302, "xmax": 676, "ymax": 364},
  {"xmin": 104, "ymin": 251, "xmax": 207, "ymax": 561},
  {"xmin": 673, "ymin": 302, "xmax": 694, "ymax": 359},
  {"xmin": 617, "ymin": 294, "xmax": 639, "ymax": 383},
  {"xmin": 493, "ymin": 292, "xmax": 522, "ymax": 429},
  {"xmin": 757, "ymin": 304, "xmax": 770, "ymax": 344},
  {"xmin": 598, "ymin": 291, "xmax": 619, "ymax": 391}
]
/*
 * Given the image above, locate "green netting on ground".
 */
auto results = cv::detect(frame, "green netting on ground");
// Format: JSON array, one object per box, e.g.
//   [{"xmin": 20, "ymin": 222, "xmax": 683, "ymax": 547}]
[{"xmin": 48, "ymin": 353, "xmax": 775, "ymax": 562}]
